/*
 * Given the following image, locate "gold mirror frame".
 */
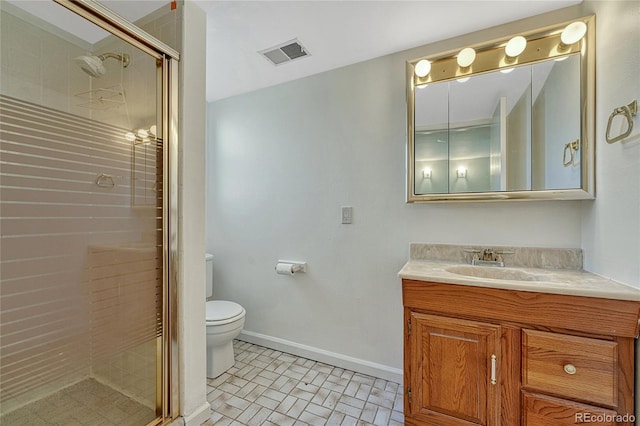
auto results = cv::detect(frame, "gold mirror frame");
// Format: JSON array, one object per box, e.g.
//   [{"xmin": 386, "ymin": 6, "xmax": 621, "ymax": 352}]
[{"xmin": 406, "ymin": 16, "xmax": 595, "ymax": 202}]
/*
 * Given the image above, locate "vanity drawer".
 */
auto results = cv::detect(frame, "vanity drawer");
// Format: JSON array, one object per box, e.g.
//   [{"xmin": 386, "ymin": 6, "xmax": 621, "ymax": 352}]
[
  {"xmin": 523, "ymin": 392, "xmax": 619, "ymax": 426},
  {"xmin": 522, "ymin": 329, "xmax": 617, "ymax": 407}
]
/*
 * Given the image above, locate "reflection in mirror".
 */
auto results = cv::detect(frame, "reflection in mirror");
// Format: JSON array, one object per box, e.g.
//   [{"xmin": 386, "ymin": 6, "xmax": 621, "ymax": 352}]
[
  {"xmin": 532, "ymin": 55, "xmax": 581, "ymax": 190},
  {"xmin": 414, "ymin": 58, "xmax": 582, "ymax": 195},
  {"xmin": 407, "ymin": 17, "xmax": 594, "ymax": 202},
  {"xmin": 450, "ymin": 66, "xmax": 531, "ymax": 193},
  {"xmin": 414, "ymin": 83, "xmax": 449, "ymax": 194}
]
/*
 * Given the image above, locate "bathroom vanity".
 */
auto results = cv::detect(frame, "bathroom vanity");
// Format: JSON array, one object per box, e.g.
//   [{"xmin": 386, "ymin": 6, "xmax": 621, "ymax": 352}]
[{"xmin": 400, "ymin": 244, "xmax": 640, "ymax": 426}]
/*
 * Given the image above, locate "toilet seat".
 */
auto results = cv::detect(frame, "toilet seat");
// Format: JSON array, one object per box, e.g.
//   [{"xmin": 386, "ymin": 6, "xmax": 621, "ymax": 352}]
[{"xmin": 206, "ymin": 300, "xmax": 245, "ymax": 326}]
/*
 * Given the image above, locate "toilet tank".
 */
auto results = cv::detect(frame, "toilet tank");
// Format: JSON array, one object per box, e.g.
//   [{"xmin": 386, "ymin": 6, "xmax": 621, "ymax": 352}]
[{"xmin": 205, "ymin": 253, "xmax": 214, "ymax": 298}]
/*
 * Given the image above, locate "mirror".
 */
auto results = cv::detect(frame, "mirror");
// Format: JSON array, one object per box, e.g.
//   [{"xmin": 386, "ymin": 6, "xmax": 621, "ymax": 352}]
[{"xmin": 407, "ymin": 17, "xmax": 594, "ymax": 202}]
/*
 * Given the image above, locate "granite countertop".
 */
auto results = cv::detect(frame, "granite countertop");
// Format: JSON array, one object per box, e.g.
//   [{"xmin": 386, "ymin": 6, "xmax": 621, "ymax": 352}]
[{"xmin": 399, "ymin": 244, "xmax": 640, "ymax": 302}]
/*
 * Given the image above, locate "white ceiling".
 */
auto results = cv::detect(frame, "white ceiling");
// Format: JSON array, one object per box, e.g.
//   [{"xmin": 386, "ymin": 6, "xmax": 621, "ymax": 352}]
[
  {"xmin": 5, "ymin": 0, "xmax": 581, "ymax": 103},
  {"xmin": 195, "ymin": 0, "xmax": 581, "ymax": 102}
]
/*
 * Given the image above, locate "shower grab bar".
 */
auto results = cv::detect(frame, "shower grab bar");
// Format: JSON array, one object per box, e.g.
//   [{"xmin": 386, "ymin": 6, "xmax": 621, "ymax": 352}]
[
  {"xmin": 95, "ymin": 173, "xmax": 115, "ymax": 188},
  {"xmin": 606, "ymin": 100, "xmax": 637, "ymax": 144}
]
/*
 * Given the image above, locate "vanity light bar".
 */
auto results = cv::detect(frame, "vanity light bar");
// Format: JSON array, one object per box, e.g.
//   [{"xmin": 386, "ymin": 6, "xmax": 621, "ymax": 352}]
[{"xmin": 411, "ymin": 17, "xmax": 591, "ymax": 86}]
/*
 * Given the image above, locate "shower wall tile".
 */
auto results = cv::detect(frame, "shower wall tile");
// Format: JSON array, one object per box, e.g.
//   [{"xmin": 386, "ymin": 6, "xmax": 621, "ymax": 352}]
[
  {"xmin": 6, "ymin": 27, "xmax": 42, "ymax": 104},
  {"xmin": 9, "ymin": 15, "xmax": 40, "ymax": 54},
  {"xmin": 0, "ymin": 10, "xmax": 90, "ymax": 117},
  {"xmin": 0, "ymin": 63, "xmax": 8, "ymax": 96},
  {"xmin": 4, "ymin": 70, "xmax": 41, "ymax": 105},
  {"xmin": 0, "ymin": 11, "xmax": 8, "ymax": 66}
]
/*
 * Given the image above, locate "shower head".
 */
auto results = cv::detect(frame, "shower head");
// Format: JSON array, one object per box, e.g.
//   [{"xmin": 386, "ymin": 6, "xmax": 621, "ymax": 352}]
[
  {"xmin": 75, "ymin": 55, "xmax": 106, "ymax": 78},
  {"xmin": 74, "ymin": 53, "xmax": 130, "ymax": 78}
]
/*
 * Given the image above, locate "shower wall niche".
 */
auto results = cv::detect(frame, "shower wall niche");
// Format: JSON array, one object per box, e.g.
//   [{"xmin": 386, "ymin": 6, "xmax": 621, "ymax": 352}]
[{"xmin": 0, "ymin": 2, "xmax": 178, "ymax": 422}]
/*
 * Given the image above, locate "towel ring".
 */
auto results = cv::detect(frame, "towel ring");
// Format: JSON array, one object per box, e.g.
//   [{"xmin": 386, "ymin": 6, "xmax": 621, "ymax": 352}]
[
  {"xmin": 606, "ymin": 100, "xmax": 637, "ymax": 144},
  {"xmin": 562, "ymin": 139, "xmax": 580, "ymax": 167}
]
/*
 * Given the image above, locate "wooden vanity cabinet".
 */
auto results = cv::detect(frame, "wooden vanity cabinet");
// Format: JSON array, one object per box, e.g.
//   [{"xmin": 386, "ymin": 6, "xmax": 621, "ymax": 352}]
[{"xmin": 402, "ymin": 279, "xmax": 640, "ymax": 426}]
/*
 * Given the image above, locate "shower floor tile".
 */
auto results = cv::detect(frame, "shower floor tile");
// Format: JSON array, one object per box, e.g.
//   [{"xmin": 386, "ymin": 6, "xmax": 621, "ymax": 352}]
[
  {"xmin": 204, "ymin": 340, "xmax": 404, "ymax": 426},
  {"xmin": 0, "ymin": 378, "xmax": 155, "ymax": 426}
]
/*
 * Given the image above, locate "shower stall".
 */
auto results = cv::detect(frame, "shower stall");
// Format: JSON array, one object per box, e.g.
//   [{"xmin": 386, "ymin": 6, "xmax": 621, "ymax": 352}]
[{"xmin": 0, "ymin": 1, "xmax": 179, "ymax": 424}]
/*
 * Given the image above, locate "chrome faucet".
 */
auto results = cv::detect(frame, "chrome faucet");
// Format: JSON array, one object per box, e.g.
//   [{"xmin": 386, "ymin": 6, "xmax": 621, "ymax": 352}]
[
  {"xmin": 464, "ymin": 247, "xmax": 513, "ymax": 267},
  {"xmin": 482, "ymin": 248, "xmax": 495, "ymax": 261}
]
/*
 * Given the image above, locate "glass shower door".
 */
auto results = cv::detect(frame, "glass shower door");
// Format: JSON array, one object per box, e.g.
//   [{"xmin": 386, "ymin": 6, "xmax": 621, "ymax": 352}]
[{"xmin": 0, "ymin": 1, "xmax": 172, "ymax": 424}]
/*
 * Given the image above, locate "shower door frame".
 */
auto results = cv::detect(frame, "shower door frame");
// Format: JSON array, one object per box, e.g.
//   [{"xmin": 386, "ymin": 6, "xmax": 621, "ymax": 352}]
[{"xmin": 52, "ymin": 0, "xmax": 181, "ymax": 422}]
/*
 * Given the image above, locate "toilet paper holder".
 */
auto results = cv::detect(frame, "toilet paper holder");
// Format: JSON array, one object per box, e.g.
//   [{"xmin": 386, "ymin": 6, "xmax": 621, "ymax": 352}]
[{"xmin": 275, "ymin": 260, "xmax": 307, "ymax": 275}]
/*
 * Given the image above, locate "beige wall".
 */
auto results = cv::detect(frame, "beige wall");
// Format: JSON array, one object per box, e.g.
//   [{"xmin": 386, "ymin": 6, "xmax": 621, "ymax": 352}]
[{"xmin": 177, "ymin": 1, "xmax": 210, "ymax": 424}]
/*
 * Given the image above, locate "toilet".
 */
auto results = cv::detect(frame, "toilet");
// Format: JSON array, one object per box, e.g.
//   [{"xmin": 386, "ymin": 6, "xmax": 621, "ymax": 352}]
[{"xmin": 205, "ymin": 254, "xmax": 246, "ymax": 378}]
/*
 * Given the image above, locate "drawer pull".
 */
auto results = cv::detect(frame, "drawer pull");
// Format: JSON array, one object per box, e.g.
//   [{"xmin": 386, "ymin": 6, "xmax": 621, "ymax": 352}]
[
  {"xmin": 563, "ymin": 364, "xmax": 577, "ymax": 375},
  {"xmin": 490, "ymin": 354, "xmax": 497, "ymax": 385}
]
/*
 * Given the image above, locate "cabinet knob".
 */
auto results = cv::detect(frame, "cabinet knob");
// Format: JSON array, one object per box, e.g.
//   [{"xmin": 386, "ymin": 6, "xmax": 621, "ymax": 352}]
[{"xmin": 563, "ymin": 364, "xmax": 577, "ymax": 375}]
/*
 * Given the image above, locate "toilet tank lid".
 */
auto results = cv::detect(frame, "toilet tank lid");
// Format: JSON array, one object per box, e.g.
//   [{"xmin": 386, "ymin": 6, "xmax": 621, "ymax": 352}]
[
  {"xmin": 206, "ymin": 300, "xmax": 244, "ymax": 321},
  {"xmin": 205, "ymin": 253, "xmax": 214, "ymax": 261}
]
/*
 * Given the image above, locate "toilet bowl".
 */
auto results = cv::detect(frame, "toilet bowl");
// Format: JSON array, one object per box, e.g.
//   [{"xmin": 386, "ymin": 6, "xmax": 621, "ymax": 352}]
[
  {"xmin": 205, "ymin": 254, "xmax": 246, "ymax": 378},
  {"xmin": 206, "ymin": 300, "xmax": 245, "ymax": 378}
]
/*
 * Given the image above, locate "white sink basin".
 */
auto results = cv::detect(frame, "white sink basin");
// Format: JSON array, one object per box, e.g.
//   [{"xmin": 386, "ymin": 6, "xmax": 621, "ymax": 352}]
[{"xmin": 445, "ymin": 265, "xmax": 545, "ymax": 282}]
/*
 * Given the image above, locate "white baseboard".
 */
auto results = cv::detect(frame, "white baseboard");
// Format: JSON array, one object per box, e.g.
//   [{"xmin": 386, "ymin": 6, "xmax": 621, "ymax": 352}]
[
  {"xmin": 238, "ymin": 330, "xmax": 403, "ymax": 385},
  {"xmin": 181, "ymin": 401, "xmax": 211, "ymax": 426}
]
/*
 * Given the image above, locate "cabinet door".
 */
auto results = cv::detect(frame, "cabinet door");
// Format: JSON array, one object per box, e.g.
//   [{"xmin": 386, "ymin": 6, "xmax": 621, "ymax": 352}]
[{"xmin": 408, "ymin": 312, "xmax": 501, "ymax": 425}]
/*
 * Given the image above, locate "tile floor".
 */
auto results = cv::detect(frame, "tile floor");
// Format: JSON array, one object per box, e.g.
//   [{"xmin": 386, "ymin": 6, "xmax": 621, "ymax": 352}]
[
  {"xmin": 204, "ymin": 340, "xmax": 404, "ymax": 426},
  {"xmin": 0, "ymin": 378, "xmax": 155, "ymax": 426}
]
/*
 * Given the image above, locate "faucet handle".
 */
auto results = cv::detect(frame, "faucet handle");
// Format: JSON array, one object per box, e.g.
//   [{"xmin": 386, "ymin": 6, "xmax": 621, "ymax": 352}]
[
  {"xmin": 463, "ymin": 248, "xmax": 481, "ymax": 263},
  {"xmin": 494, "ymin": 250, "xmax": 514, "ymax": 264}
]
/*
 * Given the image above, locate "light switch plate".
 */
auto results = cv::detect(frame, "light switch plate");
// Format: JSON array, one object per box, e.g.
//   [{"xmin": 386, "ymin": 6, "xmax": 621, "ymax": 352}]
[{"xmin": 341, "ymin": 206, "xmax": 353, "ymax": 224}]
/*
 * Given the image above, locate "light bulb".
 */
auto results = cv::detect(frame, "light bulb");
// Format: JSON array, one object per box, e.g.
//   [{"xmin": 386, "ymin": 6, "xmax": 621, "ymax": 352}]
[
  {"xmin": 457, "ymin": 47, "xmax": 476, "ymax": 68},
  {"xmin": 500, "ymin": 68, "xmax": 514, "ymax": 74},
  {"xmin": 561, "ymin": 21, "xmax": 587, "ymax": 45},
  {"xmin": 149, "ymin": 125, "xmax": 157, "ymax": 136},
  {"xmin": 125, "ymin": 131, "xmax": 136, "ymax": 142},
  {"xmin": 505, "ymin": 36, "xmax": 527, "ymax": 58},
  {"xmin": 456, "ymin": 77, "xmax": 470, "ymax": 83},
  {"xmin": 136, "ymin": 129, "xmax": 149, "ymax": 139},
  {"xmin": 415, "ymin": 59, "xmax": 431, "ymax": 78}
]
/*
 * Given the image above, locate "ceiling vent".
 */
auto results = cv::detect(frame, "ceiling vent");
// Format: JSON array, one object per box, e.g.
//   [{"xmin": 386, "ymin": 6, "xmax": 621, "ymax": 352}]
[{"xmin": 259, "ymin": 39, "xmax": 310, "ymax": 66}]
